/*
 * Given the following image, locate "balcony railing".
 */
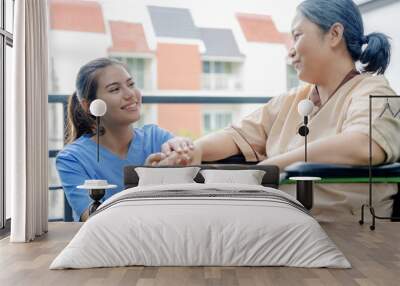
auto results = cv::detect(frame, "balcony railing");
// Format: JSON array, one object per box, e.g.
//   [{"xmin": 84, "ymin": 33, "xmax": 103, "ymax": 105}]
[{"xmin": 48, "ymin": 94, "xmax": 272, "ymax": 221}]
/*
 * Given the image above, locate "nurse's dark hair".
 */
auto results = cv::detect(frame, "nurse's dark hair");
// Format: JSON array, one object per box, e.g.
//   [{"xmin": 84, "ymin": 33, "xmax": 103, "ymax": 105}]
[
  {"xmin": 297, "ymin": 0, "xmax": 391, "ymax": 74},
  {"xmin": 66, "ymin": 57, "xmax": 125, "ymax": 143}
]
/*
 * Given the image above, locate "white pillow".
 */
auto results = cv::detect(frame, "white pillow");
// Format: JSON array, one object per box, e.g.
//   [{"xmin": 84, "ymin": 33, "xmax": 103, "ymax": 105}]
[
  {"xmin": 200, "ymin": 169, "xmax": 266, "ymax": 185},
  {"xmin": 135, "ymin": 167, "xmax": 201, "ymax": 186}
]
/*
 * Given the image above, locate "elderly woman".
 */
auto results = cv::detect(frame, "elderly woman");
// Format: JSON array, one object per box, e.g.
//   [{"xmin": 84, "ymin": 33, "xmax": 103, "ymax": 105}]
[{"xmin": 189, "ymin": 0, "xmax": 400, "ymax": 221}]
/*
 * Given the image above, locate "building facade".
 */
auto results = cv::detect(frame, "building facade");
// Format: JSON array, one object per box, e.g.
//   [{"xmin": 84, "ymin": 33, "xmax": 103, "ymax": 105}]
[{"xmin": 48, "ymin": 0, "xmax": 294, "ymax": 139}]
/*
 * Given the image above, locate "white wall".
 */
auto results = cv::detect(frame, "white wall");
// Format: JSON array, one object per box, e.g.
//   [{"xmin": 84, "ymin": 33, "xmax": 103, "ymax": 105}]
[{"xmin": 362, "ymin": 2, "xmax": 400, "ymax": 93}]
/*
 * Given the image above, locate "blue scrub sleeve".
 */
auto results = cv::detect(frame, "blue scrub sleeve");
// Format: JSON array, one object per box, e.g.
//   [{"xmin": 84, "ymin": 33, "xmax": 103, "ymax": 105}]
[{"xmin": 154, "ymin": 125, "xmax": 174, "ymax": 150}]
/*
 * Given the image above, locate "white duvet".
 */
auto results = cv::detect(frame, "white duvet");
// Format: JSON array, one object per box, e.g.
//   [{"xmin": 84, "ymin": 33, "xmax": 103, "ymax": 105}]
[{"xmin": 50, "ymin": 183, "xmax": 350, "ymax": 269}]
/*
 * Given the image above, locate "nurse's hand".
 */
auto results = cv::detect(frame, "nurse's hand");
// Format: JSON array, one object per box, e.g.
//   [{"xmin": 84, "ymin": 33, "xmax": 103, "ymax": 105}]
[
  {"xmin": 145, "ymin": 151, "xmax": 193, "ymax": 166},
  {"xmin": 160, "ymin": 152, "xmax": 192, "ymax": 166},
  {"xmin": 162, "ymin": 137, "xmax": 195, "ymax": 156},
  {"xmin": 145, "ymin": 152, "xmax": 167, "ymax": 166}
]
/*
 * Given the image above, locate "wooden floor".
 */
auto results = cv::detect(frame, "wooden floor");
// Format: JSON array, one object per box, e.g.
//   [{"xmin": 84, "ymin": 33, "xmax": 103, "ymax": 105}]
[{"xmin": 0, "ymin": 221, "xmax": 399, "ymax": 286}]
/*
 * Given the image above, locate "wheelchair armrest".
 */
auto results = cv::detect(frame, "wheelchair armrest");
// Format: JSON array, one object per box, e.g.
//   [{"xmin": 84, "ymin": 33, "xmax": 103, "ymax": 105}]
[
  {"xmin": 202, "ymin": 154, "xmax": 257, "ymax": 165},
  {"xmin": 283, "ymin": 162, "xmax": 400, "ymax": 179}
]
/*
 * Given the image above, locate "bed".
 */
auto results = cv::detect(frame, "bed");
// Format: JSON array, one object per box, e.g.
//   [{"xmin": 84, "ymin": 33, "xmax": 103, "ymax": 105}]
[{"xmin": 50, "ymin": 165, "xmax": 350, "ymax": 269}]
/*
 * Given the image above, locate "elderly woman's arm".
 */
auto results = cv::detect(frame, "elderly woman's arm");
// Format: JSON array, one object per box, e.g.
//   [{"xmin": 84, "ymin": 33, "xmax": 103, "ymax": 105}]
[
  {"xmin": 259, "ymin": 132, "xmax": 386, "ymax": 170},
  {"xmin": 192, "ymin": 131, "xmax": 240, "ymax": 164}
]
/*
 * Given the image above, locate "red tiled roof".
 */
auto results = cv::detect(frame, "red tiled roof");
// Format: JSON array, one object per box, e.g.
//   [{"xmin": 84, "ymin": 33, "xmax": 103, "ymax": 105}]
[
  {"xmin": 108, "ymin": 21, "xmax": 151, "ymax": 53},
  {"xmin": 237, "ymin": 13, "xmax": 289, "ymax": 47},
  {"xmin": 49, "ymin": 0, "xmax": 105, "ymax": 33}
]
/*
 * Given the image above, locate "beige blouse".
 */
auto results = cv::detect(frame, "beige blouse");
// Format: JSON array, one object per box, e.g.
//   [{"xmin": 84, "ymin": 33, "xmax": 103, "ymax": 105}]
[
  {"xmin": 224, "ymin": 73, "xmax": 400, "ymax": 164},
  {"xmin": 222, "ymin": 74, "xmax": 400, "ymax": 221}
]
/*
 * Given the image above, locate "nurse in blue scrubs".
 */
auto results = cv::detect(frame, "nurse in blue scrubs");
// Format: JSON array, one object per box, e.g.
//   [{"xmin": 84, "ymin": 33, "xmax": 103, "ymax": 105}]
[{"xmin": 56, "ymin": 58, "xmax": 194, "ymax": 221}]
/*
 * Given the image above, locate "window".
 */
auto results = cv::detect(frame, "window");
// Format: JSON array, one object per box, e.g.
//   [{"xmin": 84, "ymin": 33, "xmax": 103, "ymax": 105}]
[
  {"xmin": 48, "ymin": 102, "xmax": 65, "ymax": 220},
  {"xmin": 203, "ymin": 111, "xmax": 233, "ymax": 134},
  {"xmin": 111, "ymin": 57, "xmax": 152, "ymax": 90},
  {"xmin": 202, "ymin": 61, "xmax": 242, "ymax": 91},
  {"xmin": 1, "ymin": 0, "xmax": 14, "ymax": 232}
]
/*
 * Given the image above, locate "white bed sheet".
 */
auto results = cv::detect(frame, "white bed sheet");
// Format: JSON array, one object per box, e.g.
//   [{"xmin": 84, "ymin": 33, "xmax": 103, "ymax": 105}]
[{"xmin": 50, "ymin": 183, "xmax": 350, "ymax": 269}]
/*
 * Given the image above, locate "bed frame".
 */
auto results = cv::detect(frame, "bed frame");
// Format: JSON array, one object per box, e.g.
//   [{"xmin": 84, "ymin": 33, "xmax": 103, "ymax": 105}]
[{"xmin": 124, "ymin": 164, "xmax": 280, "ymax": 190}]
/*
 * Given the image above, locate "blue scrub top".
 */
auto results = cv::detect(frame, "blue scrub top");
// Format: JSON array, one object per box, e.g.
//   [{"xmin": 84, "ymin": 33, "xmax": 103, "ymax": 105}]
[{"xmin": 56, "ymin": 124, "xmax": 173, "ymax": 221}]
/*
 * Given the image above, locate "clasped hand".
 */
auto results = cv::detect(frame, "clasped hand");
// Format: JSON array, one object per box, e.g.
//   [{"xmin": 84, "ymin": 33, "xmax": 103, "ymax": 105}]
[{"xmin": 145, "ymin": 137, "xmax": 195, "ymax": 166}]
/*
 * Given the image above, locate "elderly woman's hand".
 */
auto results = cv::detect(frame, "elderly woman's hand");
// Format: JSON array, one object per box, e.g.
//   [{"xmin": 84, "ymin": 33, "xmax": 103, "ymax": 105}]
[{"xmin": 162, "ymin": 137, "xmax": 195, "ymax": 156}]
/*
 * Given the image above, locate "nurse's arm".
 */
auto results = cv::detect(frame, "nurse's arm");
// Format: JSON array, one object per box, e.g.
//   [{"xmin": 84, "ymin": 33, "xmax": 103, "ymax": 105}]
[
  {"xmin": 192, "ymin": 131, "xmax": 240, "ymax": 164},
  {"xmin": 56, "ymin": 154, "xmax": 93, "ymax": 222},
  {"xmin": 258, "ymin": 132, "xmax": 386, "ymax": 170}
]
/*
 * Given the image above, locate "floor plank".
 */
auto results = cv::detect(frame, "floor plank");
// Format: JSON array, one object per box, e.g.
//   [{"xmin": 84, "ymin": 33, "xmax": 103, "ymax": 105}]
[{"xmin": 0, "ymin": 221, "xmax": 399, "ymax": 286}]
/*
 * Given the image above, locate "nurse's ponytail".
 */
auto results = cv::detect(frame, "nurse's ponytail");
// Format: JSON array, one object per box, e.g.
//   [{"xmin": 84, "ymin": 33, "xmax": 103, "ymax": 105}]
[
  {"xmin": 65, "ymin": 57, "xmax": 125, "ymax": 143},
  {"xmin": 65, "ymin": 92, "xmax": 96, "ymax": 144}
]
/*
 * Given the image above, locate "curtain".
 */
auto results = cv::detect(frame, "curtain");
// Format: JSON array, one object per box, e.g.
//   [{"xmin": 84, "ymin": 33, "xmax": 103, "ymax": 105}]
[{"xmin": 7, "ymin": 0, "xmax": 49, "ymax": 242}]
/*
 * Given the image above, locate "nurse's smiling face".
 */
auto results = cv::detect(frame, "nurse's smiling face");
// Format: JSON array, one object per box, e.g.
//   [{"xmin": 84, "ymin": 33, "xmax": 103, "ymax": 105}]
[
  {"xmin": 289, "ymin": 12, "xmax": 332, "ymax": 84},
  {"xmin": 95, "ymin": 64, "xmax": 142, "ymax": 127}
]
